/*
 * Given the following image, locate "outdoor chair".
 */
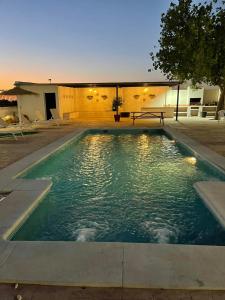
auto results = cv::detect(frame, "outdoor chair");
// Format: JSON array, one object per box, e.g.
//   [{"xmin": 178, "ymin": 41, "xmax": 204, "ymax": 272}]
[{"xmin": 218, "ymin": 110, "xmax": 225, "ymax": 122}]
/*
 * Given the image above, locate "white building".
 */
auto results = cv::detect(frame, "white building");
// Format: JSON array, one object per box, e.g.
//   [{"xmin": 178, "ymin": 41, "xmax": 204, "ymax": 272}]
[{"xmin": 1, "ymin": 81, "xmax": 221, "ymax": 122}]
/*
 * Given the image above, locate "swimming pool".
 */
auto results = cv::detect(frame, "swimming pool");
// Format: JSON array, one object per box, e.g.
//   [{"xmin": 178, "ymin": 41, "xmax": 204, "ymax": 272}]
[{"xmin": 12, "ymin": 129, "xmax": 225, "ymax": 245}]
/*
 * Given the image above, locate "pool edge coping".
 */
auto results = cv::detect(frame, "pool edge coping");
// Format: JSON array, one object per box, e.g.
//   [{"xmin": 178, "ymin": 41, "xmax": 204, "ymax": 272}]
[
  {"xmin": 165, "ymin": 125, "xmax": 225, "ymax": 175},
  {"xmin": 0, "ymin": 126, "xmax": 225, "ymax": 289},
  {"xmin": 165, "ymin": 126, "xmax": 225, "ymax": 230}
]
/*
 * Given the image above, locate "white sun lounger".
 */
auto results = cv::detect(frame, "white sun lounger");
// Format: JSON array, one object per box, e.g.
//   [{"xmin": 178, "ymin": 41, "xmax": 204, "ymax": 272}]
[
  {"xmin": 50, "ymin": 109, "xmax": 72, "ymax": 126},
  {"xmin": 23, "ymin": 111, "xmax": 54, "ymax": 128},
  {"xmin": 34, "ymin": 111, "xmax": 58, "ymax": 127},
  {"xmin": 21, "ymin": 114, "xmax": 33, "ymax": 126},
  {"xmin": 0, "ymin": 118, "xmax": 23, "ymax": 140},
  {"xmin": 21, "ymin": 114, "xmax": 45, "ymax": 128}
]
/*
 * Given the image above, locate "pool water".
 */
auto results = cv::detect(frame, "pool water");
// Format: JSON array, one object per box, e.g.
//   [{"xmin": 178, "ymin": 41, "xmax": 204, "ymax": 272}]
[{"xmin": 12, "ymin": 130, "xmax": 225, "ymax": 245}]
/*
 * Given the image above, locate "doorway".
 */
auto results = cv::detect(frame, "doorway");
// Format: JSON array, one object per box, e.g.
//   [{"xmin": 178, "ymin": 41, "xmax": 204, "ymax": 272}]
[{"xmin": 45, "ymin": 93, "xmax": 56, "ymax": 120}]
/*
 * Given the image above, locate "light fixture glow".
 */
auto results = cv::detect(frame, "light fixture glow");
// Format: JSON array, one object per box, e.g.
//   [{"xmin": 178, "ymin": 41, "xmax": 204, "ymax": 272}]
[{"xmin": 185, "ymin": 157, "xmax": 197, "ymax": 165}]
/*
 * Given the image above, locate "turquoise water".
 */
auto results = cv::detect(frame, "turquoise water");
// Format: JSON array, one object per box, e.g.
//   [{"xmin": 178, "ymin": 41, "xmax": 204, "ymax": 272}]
[{"xmin": 12, "ymin": 130, "xmax": 225, "ymax": 245}]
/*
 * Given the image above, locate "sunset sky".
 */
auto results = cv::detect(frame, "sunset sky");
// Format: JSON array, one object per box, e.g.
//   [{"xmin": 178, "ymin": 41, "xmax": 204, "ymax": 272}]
[{"xmin": 0, "ymin": 0, "xmax": 174, "ymax": 89}]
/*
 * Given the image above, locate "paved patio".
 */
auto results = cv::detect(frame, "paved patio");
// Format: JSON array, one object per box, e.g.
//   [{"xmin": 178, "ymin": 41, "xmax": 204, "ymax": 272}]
[
  {"xmin": 0, "ymin": 125, "xmax": 78, "ymax": 170},
  {"xmin": 1, "ymin": 284, "xmax": 225, "ymax": 300},
  {"xmin": 1, "ymin": 117, "xmax": 225, "ymax": 299},
  {"xmin": 169, "ymin": 117, "xmax": 225, "ymax": 157}
]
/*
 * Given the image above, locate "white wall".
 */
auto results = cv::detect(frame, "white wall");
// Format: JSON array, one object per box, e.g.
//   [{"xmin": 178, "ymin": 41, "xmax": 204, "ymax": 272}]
[
  {"xmin": 122, "ymin": 87, "xmax": 190, "ymax": 109},
  {"xmin": 187, "ymin": 87, "xmax": 204, "ymax": 104},
  {"xmin": 17, "ymin": 84, "xmax": 58, "ymax": 121},
  {"xmin": 166, "ymin": 89, "xmax": 188, "ymax": 106},
  {"xmin": 203, "ymin": 88, "xmax": 220, "ymax": 104},
  {"xmin": 75, "ymin": 87, "xmax": 116, "ymax": 112},
  {"xmin": 16, "ymin": 83, "xmax": 218, "ymax": 120},
  {"xmin": 121, "ymin": 87, "xmax": 170, "ymax": 110},
  {"xmin": 58, "ymin": 86, "xmax": 77, "ymax": 118}
]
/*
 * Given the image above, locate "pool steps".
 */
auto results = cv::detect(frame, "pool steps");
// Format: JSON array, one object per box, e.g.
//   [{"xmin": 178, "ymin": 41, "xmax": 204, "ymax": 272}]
[
  {"xmin": 0, "ymin": 179, "xmax": 52, "ymax": 240},
  {"xmin": 194, "ymin": 181, "xmax": 225, "ymax": 229}
]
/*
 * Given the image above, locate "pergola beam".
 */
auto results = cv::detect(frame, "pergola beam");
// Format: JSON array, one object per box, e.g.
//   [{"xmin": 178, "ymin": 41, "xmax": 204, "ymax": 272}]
[{"xmin": 175, "ymin": 84, "xmax": 180, "ymax": 121}]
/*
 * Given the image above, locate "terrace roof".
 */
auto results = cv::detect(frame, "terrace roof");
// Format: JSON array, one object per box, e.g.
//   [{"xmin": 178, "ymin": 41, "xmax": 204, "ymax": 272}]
[{"xmin": 15, "ymin": 81, "xmax": 180, "ymax": 88}]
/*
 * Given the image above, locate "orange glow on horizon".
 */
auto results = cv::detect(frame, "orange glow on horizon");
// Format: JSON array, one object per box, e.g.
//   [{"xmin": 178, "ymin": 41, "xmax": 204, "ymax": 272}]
[{"xmin": 0, "ymin": 71, "xmax": 166, "ymax": 91}]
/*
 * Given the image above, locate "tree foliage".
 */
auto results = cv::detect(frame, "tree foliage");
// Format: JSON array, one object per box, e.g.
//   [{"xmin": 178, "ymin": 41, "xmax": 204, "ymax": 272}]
[{"xmin": 150, "ymin": 0, "xmax": 225, "ymax": 116}]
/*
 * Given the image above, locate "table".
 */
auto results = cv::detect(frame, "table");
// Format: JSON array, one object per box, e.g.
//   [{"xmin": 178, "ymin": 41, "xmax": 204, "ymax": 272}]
[{"xmin": 130, "ymin": 111, "xmax": 165, "ymax": 125}]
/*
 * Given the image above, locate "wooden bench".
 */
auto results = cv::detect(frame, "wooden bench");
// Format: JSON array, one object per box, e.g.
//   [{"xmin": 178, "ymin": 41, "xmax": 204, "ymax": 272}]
[{"xmin": 130, "ymin": 111, "xmax": 165, "ymax": 125}]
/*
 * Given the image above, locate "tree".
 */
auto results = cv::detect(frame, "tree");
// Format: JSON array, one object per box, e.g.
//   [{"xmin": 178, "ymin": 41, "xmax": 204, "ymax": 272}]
[{"xmin": 150, "ymin": 0, "xmax": 225, "ymax": 118}]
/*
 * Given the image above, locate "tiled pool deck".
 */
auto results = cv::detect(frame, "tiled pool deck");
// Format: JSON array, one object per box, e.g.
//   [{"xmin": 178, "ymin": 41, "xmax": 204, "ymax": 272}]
[
  {"xmin": 1, "ymin": 117, "xmax": 225, "ymax": 299},
  {"xmin": 2, "ymin": 284, "xmax": 225, "ymax": 299}
]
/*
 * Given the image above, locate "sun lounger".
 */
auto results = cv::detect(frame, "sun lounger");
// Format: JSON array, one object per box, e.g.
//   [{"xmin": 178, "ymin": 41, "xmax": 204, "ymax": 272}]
[
  {"xmin": 21, "ymin": 114, "xmax": 43, "ymax": 127},
  {"xmin": 34, "ymin": 111, "xmax": 58, "ymax": 126},
  {"xmin": 50, "ymin": 109, "xmax": 72, "ymax": 126},
  {"xmin": 21, "ymin": 114, "xmax": 33, "ymax": 126},
  {"xmin": 0, "ymin": 118, "xmax": 23, "ymax": 140},
  {"xmin": 33, "ymin": 110, "xmax": 71, "ymax": 127},
  {"xmin": 31, "ymin": 111, "xmax": 56, "ymax": 127}
]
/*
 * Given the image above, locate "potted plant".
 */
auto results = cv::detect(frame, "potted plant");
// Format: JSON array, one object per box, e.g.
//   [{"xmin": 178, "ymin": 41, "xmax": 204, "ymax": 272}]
[
  {"xmin": 112, "ymin": 97, "xmax": 122, "ymax": 122},
  {"xmin": 201, "ymin": 111, "xmax": 207, "ymax": 118}
]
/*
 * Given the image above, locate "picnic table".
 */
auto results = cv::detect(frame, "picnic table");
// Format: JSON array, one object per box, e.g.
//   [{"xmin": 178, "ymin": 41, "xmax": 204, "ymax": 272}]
[{"xmin": 130, "ymin": 111, "xmax": 165, "ymax": 125}]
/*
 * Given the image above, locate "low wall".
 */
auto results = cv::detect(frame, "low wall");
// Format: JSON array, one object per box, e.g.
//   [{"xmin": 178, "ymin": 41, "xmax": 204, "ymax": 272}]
[
  {"xmin": 77, "ymin": 111, "xmax": 115, "ymax": 119},
  {"xmin": 70, "ymin": 107, "xmax": 175, "ymax": 119}
]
